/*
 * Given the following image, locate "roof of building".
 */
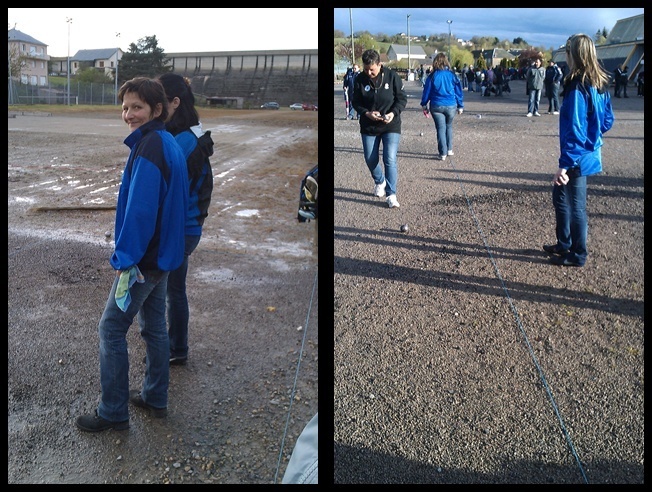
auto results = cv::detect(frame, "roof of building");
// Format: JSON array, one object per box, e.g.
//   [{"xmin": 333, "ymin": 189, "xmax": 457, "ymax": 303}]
[
  {"xmin": 72, "ymin": 48, "xmax": 119, "ymax": 62},
  {"xmin": 606, "ymin": 13, "xmax": 644, "ymax": 44},
  {"xmin": 389, "ymin": 44, "xmax": 427, "ymax": 56},
  {"xmin": 8, "ymin": 28, "xmax": 47, "ymax": 47}
]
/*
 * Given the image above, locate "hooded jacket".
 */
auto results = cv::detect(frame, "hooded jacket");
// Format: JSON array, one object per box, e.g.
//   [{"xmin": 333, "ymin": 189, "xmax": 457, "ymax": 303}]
[
  {"xmin": 352, "ymin": 66, "xmax": 408, "ymax": 136},
  {"xmin": 558, "ymin": 78, "xmax": 614, "ymax": 176},
  {"xmin": 111, "ymin": 119, "xmax": 189, "ymax": 272}
]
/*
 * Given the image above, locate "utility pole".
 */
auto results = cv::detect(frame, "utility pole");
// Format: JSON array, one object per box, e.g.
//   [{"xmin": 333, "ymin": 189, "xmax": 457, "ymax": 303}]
[
  {"xmin": 447, "ymin": 20, "xmax": 453, "ymax": 64},
  {"xmin": 114, "ymin": 33, "xmax": 120, "ymax": 105},
  {"xmin": 349, "ymin": 8, "xmax": 354, "ymax": 66},
  {"xmin": 66, "ymin": 17, "xmax": 72, "ymax": 105},
  {"xmin": 407, "ymin": 14, "xmax": 411, "ymax": 79}
]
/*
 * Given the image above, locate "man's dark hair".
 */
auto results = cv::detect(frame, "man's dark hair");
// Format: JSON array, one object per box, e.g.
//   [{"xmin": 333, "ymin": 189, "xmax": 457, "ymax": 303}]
[{"xmin": 361, "ymin": 49, "xmax": 380, "ymax": 66}]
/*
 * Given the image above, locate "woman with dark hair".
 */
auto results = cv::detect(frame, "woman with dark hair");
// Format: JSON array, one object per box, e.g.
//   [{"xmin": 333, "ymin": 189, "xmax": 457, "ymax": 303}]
[
  {"xmin": 76, "ymin": 77, "xmax": 189, "ymax": 432},
  {"xmin": 158, "ymin": 73, "xmax": 215, "ymax": 366}
]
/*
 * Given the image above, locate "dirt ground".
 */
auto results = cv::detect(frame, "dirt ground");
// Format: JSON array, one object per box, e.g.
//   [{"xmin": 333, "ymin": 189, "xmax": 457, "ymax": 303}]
[
  {"xmin": 332, "ymin": 80, "xmax": 643, "ymax": 484},
  {"xmin": 8, "ymin": 106, "xmax": 318, "ymax": 483}
]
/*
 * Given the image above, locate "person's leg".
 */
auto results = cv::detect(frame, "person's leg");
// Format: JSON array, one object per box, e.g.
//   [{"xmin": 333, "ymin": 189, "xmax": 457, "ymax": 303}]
[
  {"xmin": 98, "ymin": 272, "xmax": 163, "ymax": 421},
  {"xmin": 381, "ymin": 132, "xmax": 400, "ymax": 197},
  {"xmin": 527, "ymin": 90, "xmax": 536, "ymax": 113},
  {"xmin": 444, "ymin": 106, "xmax": 455, "ymax": 154},
  {"xmin": 167, "ymin": 234, "xmax": 201, "ymax": 360},
  {"xmin": 431, "ymin": 107, "xmax": 447, "ymax": 156},
  {"xmin": 361, "ymin": 134, "xmax": 385, "ymax": 190},
  {"xmin": 534, "ymin": 89, "xmax": 542, "ymax": 114},
  {"xmin": 138, "ymin": 269, "xmax": 171, "ymax": 409},
  {"xmin": 552, "ymin": 183, "xmax": 572, "ymax": 252},
  {"xmin": 552, "ymin": 84, "xmax": 560, "ymax": 112},
  {"xmin": 566, "ymin": 174, "xmax": 588, "ymax": 265}
]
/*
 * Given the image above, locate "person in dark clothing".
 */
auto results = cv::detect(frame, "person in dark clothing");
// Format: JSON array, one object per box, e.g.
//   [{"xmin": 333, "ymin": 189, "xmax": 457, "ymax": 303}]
[
  {"xmin": 620, "ymin": 65, "xmax": 629, "ymax": 98},
  {"xmin": 544, "ymin": 59, "xmax": 563, "ymax": 113},
  {"xmin": 351, "ymin": 49, "xmax": 408, "ymax": 208},
  {"xmin": 466, "ymin": 65, "xmax": 475, "ymax": 92},
  {"xmin": 613, "ymin": 64, "xmax": 623, "ymax": 97},
  {"xmin": 158, "ymin": 73, "xmax": 215, "ymax": 367}
]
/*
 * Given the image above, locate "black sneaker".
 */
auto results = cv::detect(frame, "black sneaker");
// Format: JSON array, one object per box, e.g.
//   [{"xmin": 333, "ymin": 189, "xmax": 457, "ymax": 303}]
[
  {"xmin": 550, "ymin": 255, "xmax": 584, "ymax": 267},
  {"xmin": 543, "ymin": 244, "xmax": 570, "ymax": 255},
  {"xmin": 169, "ymin": 356, "xmax": 188, "ymax": 366},
  {"xmin": 128, "ymin": 390, "xmax": 168, "ymax": 418},
  {"xmin": 76, "ymin": 410, "xmax": 129, "ymax": 432}
]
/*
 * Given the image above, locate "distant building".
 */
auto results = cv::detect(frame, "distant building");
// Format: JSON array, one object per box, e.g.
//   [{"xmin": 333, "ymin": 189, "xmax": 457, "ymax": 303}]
[
  {"xmin": 471, "ymin": 48, "xmax": 516, "ymax": 68},
  {"xmin": 8, "ymin": 28, "xmax": 49, "ymax": 86},
  {"xmin": 552, "ymin": 13, "xmax": 644, "ymax": 82},
  {"xmin": 387, "ymin": 43, "xmax": 427, "ymax": 69},
  {"xmin": 66, "ymin": 48, "xmax": 122, "ymax": 78}
]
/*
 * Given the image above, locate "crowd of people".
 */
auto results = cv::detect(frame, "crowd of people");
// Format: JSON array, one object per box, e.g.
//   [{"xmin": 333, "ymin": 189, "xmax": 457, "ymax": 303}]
[{"xmin": 343, "ymin": 32, "xmax": 616, "ymax": 269}]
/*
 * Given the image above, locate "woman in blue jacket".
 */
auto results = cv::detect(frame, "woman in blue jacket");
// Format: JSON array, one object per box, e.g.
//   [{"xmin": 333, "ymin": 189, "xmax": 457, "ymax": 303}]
[
  {"xmin": 159, "ymin": 73, "xmax": 214, "ymax": 366},
  {"xmin": 544, "ymin": 34, "xmax": 614, "ymax": 267},
  {"xmin": 420, "ymin": 53, "xmax": 464, "ymax": 161},
  {"xmin": 77, "ymin": 77, "xmax": 189, "ymax": 432}
]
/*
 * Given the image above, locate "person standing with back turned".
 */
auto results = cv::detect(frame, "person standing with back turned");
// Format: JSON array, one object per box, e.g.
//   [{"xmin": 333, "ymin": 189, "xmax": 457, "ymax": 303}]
[
  {"xmin": 420, "ymin": 53, "xmax": 464, "ymax": 161},
  {"xmin": 351, "ymin": 49, "xmax": 407, "ymax": 209},
  {"xmin": 76, "ymin": 77, "xmax": 189, "ymax": 432},
  {"xmin": 544, "ymin": 34, "xmax": 614, "ymax": 267},
  {"xmin": 158, "ymin": 73, "xmax": 215, "ymax": 366}
]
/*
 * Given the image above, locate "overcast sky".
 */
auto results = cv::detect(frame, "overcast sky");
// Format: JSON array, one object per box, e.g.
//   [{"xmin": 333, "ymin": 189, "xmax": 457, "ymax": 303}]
[
  {"xmin": 8, "ymin": 8, "xmax": 318, "ymax": 58},
  {"xmin": 334, "ymin": 8, "xmax": 644, "ymax": 51}
]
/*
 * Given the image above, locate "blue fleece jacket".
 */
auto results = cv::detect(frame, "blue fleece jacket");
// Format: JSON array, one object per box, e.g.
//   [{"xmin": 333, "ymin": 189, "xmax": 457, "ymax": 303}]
[
  {"xmin": 172, "ymin": 123, "xmax": 214, "ymax": 236},
  {"xmin": 559, "ymin": 78, "xmax": 614, "ymax": 175},
  {"xmin": 420, "ymin": 68, "xmax": 464, "ymax": 109},
  {"xmin": 111, "ymin": 119, "xmax": 189, "ymax": 272}
]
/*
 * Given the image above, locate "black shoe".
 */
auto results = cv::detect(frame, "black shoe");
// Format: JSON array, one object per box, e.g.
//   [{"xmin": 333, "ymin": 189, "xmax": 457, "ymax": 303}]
[
  {"xmin": 76, "ymin": 410, "xmax": 129, "ymax": 432},
  {"xmin": 624, "ymin": 96, "xmax": 629, "ymax": 98},
  {"xmin": 129, "ymin": 390, "xmax": 168, "ymax": 418},
  {"xmin": 550, "ymin": 255, "xmax": 584, "ymax": 267},
  {"xmin": 543, "ymin": 244, "xmax": 570, "ymax": 255},
  {"xmin": 143, "ymin": 355, "xmax": 188, "ymax": 366}
]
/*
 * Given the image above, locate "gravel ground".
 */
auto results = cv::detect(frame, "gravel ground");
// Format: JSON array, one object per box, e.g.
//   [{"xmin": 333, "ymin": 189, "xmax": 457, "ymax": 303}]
[
  {"xmin": 333, "ymin": 80, "xmax": 643, "ymax": 484},
  {"xmin": 8, "ymin": 108, "xmax": 318, "ymax": 484}
]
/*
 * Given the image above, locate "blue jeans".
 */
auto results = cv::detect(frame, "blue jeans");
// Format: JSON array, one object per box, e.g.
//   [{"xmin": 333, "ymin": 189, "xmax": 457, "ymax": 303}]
[
  {"xmin": 361, "ymin": 132, "xmax": 400, "ymax": 197},
  {"xmin": 167, "ymin": 234, "xmax": 201, "ymax": 359},
  {"xmin": 98, "ymin": 269, "xmax": 170, "ymax": 422},
  {"xmin": 528, "ymin": 88, "xmax": 542, "ymax": 114},
  {"xmin": 430, "ymin": 105, "xmax": 456, "ymax": 156},
  {"xmin": 552, "ymin": 172, "xmax": 588, "ymax": 265},
  {"xmin": 547, "ymin": 82, "xmax": 561, "ymax": 112}
]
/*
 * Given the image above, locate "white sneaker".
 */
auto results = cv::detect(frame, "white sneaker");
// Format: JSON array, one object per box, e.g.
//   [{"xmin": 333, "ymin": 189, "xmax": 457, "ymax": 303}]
[
  {"xmin": 439, "ymin": 154, "xmax": 447, "ymax": 161},
  {"xmin": 373, "ymin": 180, "xmax": 386, "ymax": 197},
  {"xmin": 386, "ymin": 195, "xmax": 400, "ymax": 208},
  {"xmin": 526, "ymin": 112, "xmax": 533, "ymax": 117},
  {"xmin": 447, "ymin": 150, "xmax": 454, "ymax": 156},
  {"xmin": 534, "ymin": 112, "xmax": 541, "ymax": 117},
  {"xmin": 553, "ymin": 111, "xmax": 559, "ymax": 115}
]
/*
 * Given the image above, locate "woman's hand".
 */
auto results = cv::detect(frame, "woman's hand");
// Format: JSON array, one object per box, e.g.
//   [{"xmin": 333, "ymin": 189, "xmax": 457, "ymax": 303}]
[
  {"xmin": 553, "ymin": 168, "xmax": 569, "ymax": 186},
  {"xmin": 382, "ymin": 112, "xmax": 394, "ymax": 123}
]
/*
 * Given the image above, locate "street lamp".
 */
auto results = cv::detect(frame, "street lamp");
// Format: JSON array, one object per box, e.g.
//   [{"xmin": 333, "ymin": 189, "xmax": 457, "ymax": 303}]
[
  {"xmin": 349, "ymin": 8, "xmax": 355, "ymax": 66},
  {"xmin": 447, "ymin": 20, "xmax": 452, "ymax": 64},
  {"xmin": 114, "ymin": 33, "xmax": 120, "ymax": 105},
  {"xmin": 66, "ymin": 17, "xmax": 72, "ymax": 106},
  {"xmin": 407, "ymin": 14, "xmax": 411, "ymax": 79}
]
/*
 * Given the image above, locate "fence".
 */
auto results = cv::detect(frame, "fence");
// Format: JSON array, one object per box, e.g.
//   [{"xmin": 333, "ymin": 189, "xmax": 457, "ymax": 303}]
[{"xmin": 8, "ymin": 80, "xmax": 119, "ymax": 106}]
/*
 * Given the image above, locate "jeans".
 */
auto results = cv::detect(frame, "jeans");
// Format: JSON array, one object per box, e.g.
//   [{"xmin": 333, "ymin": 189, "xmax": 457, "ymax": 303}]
[
  {"xmin": 167, "ymin": 234, "xmax": 201, "ymax": 359},
  {"xmin": 546, "ymin": 82, "xmax": 560, "ymax": 112},
  {"xmin": 528, "ymin": 88, "xmax": 542, "ymax": 114},
  {"xmin": 98, "ymin": 269, "xmax": 170, "ymax": 422},
  {"xmin": 361, "ymin": 132, "xmax": 400, "ymax": 197},
  {"xmin": 552, "ymin": 171, "xmax": 588, "ymax": 265},
  {"xmin": 430, "ymin": 105, "xmax": 456, "ymax": 156}
]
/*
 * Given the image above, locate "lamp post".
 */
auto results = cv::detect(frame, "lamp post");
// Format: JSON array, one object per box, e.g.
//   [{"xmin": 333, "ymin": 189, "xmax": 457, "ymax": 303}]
[
  {"xmin": 66, "ymin": 17, "xmax": 72, "ymax": 106},
  {"xmin": 407, "ymin": 14, "xmax": 411, "ymax": 79},
  {"xmin": 447, "ymin": 20, "xmax": 452, "ymax": 64},
  {"xmin": 349, "ymin": 8, "xmax": 354, "ymax": 67},
  {"xmin": 114, "ymin": 33, "xmax": 120, "ymax": 105}
]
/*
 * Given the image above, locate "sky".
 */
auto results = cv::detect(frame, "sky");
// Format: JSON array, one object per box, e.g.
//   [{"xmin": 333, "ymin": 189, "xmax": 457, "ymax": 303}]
[
  {"xmin": 334, "ymin": 8, "xmax": 644, "ymax": 51},
  {"xmin": 8, "ymin": 8, "xmax": 318, "ymax": 58}
]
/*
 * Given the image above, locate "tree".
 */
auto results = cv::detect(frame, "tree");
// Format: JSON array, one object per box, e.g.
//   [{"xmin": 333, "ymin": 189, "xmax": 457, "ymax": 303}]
[
  {"xmin": 8, "ymin": 45, "xmax": 27, "ymax": 80},
  {"xmin": 117, "ymin": 35, "xmax": 172, "ymax": 82},
  {"xmin": 517, "ymin": 49, "xmax": 544, "ymax": 69},
  {"xmin": 75, "ymin": 67, "xmax": 114, "ymax": 84}
]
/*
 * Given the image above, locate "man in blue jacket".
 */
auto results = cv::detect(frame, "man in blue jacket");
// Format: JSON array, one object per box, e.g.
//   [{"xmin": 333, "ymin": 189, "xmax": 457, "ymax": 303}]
[{"xmin": 76, "ymin": 77, "xmax": 188, "ymax": 432}]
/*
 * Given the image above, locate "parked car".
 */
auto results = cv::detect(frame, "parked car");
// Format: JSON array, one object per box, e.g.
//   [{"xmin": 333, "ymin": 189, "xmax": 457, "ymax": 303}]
[
  {"xmin": 302, "ymin": 103, "xmax": 318, "ymax": 111},
  {"xmin": 289, "ymin": 103, "xmax": 303, "ymax": 110},
  {"xmin": 261, "ymin": 102, "xmax": 280, "ymax": 110}
]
